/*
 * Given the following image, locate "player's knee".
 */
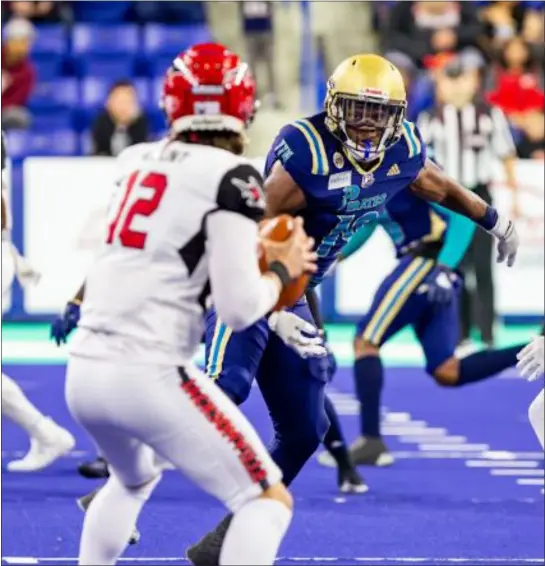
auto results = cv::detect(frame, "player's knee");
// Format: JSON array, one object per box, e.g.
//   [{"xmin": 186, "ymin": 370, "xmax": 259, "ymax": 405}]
[
  {"xmin": 354, "ymin": 337, "xmax": 380, "ymax": 359},
  {"xmin": 124, "ymin": 471, "xmax": 162, "ymax": 501},
  {"xmin": 260, "ymin": 481, "xmax": 293, "ymax": 511},
  {"xmin": 431, "ymin": 358, "xmax": 459, "ymax": 387}
]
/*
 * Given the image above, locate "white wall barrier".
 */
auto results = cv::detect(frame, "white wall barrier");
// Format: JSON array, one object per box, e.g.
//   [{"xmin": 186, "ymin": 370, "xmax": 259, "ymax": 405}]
[{"xmin": 21, "ymin": 157, "xmax": 544, "ymax": 318}]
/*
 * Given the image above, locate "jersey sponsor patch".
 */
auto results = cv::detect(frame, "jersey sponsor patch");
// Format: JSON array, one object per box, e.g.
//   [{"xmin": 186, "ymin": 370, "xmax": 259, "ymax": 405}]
[
  {"xmin": 217, "ymin": 164, "xmax": 265, "ymax": 221},
  {"xmin": 328, "ymin": 171, "xmax": 352, "ymax": 190}
]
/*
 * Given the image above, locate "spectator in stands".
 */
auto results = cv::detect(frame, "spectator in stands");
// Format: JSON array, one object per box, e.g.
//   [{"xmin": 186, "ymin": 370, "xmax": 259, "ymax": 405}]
[
  {"xmin": 516, "ymin": 110, "xmax": 545, "ymax": 159},
  {"xmin": 487, "ymin": 36, "xmax": 544, "ymax": 120},
  {"xmin": 91, "ymin": 81, "xmax": 149, "ymax": 157},
  {"xmin": 385, "ymin": 50, "xmax": 435, "ymax": 121},
  {"xmin": 1, "ymin": 18, "xmax": 36, "ymax": 130},
  {"xmin": 480, "ymin": 1, "xmax": 544, "ymax": 56},
  {"xmin": 240, "ymin": 1, "xmax": 278, "ymax": 109},
  {"xmin": 386, "ymin": 1, "xmax": 484, "ymax": 69},
  {"xmin": 134, "ymin": 1, "xmax": 207, "ymax": 24},
  {"xmin": 2, "ymin": 1, "xmax": 66, "ymax": 23}
]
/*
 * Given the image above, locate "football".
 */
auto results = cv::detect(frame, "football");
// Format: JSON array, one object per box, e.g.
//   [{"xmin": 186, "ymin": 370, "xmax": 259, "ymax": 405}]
[{"xmin": 259, "ymin": 214, "xmax": 311, "ymax": 311}]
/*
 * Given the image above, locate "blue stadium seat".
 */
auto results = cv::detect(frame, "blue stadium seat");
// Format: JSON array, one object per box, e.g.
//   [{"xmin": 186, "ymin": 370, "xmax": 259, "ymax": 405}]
[
  {"xmin": 31, "ymin": 25, "xmax": 67, "ymax": 55},
  {"xmin": 81, "ymin": 77, "xmax": 151, "ymax": 110},
  {"xmin": 33, "ymin": 55, "xmax": 64, "ymax": 80},
  {"xmin": 80, "ymin": 131, "xmax": 93, "ymax": 155},
  {"xmin": 148, "ymin": 108, "xmax": 166, "ymax": 134},
  {"xmin": 143, "ymin": 24, "xmax": 211, "ymax": 56},
  {"xmin": 72, "ymin": 24, "xmax": 140, "ymax": 55},
  {"xmin": 32, "ymin": 109, "xmax": 76, "ymax": 131},
  {"xmin": 77, "ymin": 55, "xmax": 136, "ymax": 78},
  {"xmin": 5, "ymin": 130, "xmax": 79, "ymax": 157},
  {"xmin": 29, "ymin": 79, "xmax": 79, "ymax": 110},
  {"xmin": 147, "ymin": 54, "xmax": 175, "ymax": 78}
]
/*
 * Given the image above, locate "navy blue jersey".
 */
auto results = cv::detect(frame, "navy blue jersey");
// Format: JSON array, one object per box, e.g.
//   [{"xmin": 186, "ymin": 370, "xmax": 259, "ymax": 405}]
[{"xmin": 265, "ymin": 112, "xmax": 426, "ymax": 286}]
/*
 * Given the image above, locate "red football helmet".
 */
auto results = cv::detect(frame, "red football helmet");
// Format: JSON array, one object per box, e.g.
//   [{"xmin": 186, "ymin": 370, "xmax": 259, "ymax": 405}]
[{"xmin": 161, "ymin": 42, "xmax": 258, "ymax": 135}]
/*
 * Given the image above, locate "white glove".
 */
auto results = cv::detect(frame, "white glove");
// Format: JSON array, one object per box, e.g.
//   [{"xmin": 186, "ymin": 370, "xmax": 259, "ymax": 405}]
[
  {"xmin": 516, "ymin": 336, "xmax": 545, "ymax": 382},
  {"xmin": 268, "ymin": 310, "xmax": 328, "ymax": 359},
  {"xmin": 9, "ymin": 242, "xmax": 41, "ymax": 287},
  {"xmin": 488, "ymin": 215, "xmax": 519, "ymax": 267}
]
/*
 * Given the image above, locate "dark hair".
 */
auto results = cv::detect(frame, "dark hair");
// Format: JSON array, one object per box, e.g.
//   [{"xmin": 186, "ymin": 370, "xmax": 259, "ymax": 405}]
[
  {"xmin": 108, "ymin": 80, "xmax": 135, "ymax": 95},
  {"xmin": 176, "ymin": 131, "xmax": 245, "ymax": 155},
  {"xmin": 499, "ymin": 37, "xmax": 536, "ymax": 72}
]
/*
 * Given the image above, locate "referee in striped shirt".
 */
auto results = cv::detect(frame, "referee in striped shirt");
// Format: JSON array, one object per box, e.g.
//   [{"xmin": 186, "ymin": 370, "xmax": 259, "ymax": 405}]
[{"xmin": 418, "ymin": 54, "xmax": 519, "ymax": 348}]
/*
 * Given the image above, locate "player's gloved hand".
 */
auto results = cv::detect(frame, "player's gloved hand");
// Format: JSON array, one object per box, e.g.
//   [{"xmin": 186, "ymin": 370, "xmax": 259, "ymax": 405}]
[
  {"xmin": 516, "ymin": 336, "xmax": 545, "ymax": 382},
  {"xmin": 50, "ymin": 301, "xmax": 81, "ymax": 346},
  {"xmin": 268, "ymin": 310, "xmax": 328, "ymax": 359},
  {"xmin": 489, "ymin": 216, "xmax": 519, "ymax": 267},
  {"xmin": 421, "ymin": 265, "xmax": 459, "ymax": 305}
]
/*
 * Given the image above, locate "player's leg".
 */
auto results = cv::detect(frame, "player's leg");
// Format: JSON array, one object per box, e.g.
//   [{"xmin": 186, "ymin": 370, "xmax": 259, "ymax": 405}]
[
  {"xmin": 65, "ymin": 357, "xmax": 162, "ymax": 565},
  {"xmin": 146, "ymin": 364, "xmax": 291, "ymax": 566},
  {"xmin": 2, "ymin": 373, "xmax": 75, "ymax": 471},
  {"xmin": 528, "ymin": 388, "xmax": 544, "ymax": 450},
  {"xmin": 351, "ymin": 256, "xmax": 434, "ymax": 466},
  {"xmin": 416, "ymin": 292, "xmax": 525, "ymax": 386},
  {"xmin": 322, "ymin": 393, "xmax": 368, "ymax": 493},
  {"xmin": 205, "ymin": 306, "xmax": 270, "ymax": 405}
]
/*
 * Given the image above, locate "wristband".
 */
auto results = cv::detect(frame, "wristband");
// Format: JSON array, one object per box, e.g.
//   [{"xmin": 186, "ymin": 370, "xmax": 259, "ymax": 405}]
[
  {"xmin": 477, "ymin": 205, "xmax": 499, "ymax": 232},
  {"xmin": 268, "ymin": 261, "xmax": 292, "ymax": 287}
]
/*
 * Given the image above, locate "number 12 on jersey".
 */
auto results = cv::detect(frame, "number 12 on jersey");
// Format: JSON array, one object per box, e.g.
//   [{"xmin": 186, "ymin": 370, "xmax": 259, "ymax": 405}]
[{"xmin": 106, "ymin": 170, "xmax": 167, "ymax": 249}]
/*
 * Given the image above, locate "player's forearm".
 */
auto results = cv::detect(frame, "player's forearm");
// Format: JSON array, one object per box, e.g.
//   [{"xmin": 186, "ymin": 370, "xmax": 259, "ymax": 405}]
[
  {"xmin": 207, "ymin": 211, "xmax": 281, "ymax": 331},
  {"xmin": 411, "ymin": 160, "xmax": 505, "ymax": 234}
]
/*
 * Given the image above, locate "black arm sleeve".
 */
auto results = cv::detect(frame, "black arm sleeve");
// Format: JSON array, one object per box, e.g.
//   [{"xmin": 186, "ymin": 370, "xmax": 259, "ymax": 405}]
[{"xmin": 216, "ymin": 163, "xmax": 266, "ymax": 222}]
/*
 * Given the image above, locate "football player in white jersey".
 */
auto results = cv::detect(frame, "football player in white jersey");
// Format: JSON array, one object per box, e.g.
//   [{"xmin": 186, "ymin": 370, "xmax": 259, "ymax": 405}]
[
  {"xmin": 1, "ymin": 131, "xmax": 75, "ymax": 472},
  {"xmin": 63, "ymin": 43, "xmax": 317, "ymax": 566},
  {"xmin": 517, "ymin": 332, "xmax": 544, "ymax": 453}
]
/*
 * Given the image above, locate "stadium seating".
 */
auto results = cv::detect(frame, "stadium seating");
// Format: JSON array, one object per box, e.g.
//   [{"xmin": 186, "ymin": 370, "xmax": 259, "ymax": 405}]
[{"xmin": 3, "ymin": 21, "xmax": 213, "ymax": 156}]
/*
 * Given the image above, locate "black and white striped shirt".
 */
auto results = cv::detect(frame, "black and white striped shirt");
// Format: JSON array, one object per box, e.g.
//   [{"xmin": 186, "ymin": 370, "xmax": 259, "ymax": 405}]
[{"xmin": 417, "ymin": 102, "xmax": 516, "ymax": 189}]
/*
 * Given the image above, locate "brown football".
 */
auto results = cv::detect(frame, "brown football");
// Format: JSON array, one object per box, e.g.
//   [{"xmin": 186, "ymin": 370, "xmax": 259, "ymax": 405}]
[{"xmin": 259, "ymin": 214, "xmax": 310, "ymax": 311}]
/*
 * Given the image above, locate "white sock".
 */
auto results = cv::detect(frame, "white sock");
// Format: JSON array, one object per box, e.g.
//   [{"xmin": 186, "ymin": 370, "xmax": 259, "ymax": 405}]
[
  {"xmin": 220, "ymin": 498, "xmax": 292, "ymax": 566},
  {"xmin": 1, "ymin": 373, "xmax": 45, "ymax": 435},
  {"xmin": 78, "ymin": 472, "xmax": 161, "ymax": 565},
  {"xmin": 529, "ymin": 389, "xmax": 544, "ymax": 450}
]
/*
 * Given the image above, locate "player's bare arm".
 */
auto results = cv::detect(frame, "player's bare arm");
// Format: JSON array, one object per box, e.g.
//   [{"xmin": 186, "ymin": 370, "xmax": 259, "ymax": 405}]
[
  {"xmin": 410, "ymin": 158, "xmax": 519, "ymax": 266},
  {"xmin": 410, "ymin": 158, "xmax": 488, "ymax": 221},
  {"xmin": 263, "ymin": 160, "xmax": 307, "ymax": 218}
]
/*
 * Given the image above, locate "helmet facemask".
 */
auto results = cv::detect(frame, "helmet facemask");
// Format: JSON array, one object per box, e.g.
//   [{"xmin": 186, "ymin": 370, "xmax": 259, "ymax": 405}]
[{"xmin": 326, "ymin": 91, "xmax": 406, "ymax": 162}]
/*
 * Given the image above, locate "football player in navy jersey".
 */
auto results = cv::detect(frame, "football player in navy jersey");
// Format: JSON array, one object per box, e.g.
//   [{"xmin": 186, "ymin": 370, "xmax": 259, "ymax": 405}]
[
  {"xmin": 187, "ymin": 53, "xmax": 520, "ymax": 566},
  {"xmin": 316, "ymin": 188, "xmax": 527, "ymax": 472}
]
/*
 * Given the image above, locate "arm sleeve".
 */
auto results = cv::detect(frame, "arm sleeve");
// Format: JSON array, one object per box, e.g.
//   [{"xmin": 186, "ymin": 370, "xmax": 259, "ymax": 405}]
[
  {"xmin": 431, "ymin": 203, "xmax": 476, "ymax": 269},
  {"xmin": 206, "ymin": 210, "xmax": 279, "ymax": 331},
  {"xmin": 340, "ymin": 222, "xmax": 378, "ymax": 260}
]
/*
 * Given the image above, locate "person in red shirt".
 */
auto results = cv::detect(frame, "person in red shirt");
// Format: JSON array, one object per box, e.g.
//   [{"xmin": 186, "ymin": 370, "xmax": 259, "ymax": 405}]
[{"xmin": 1, "ymin": 18, "xmax": 36, "ymax": 130}]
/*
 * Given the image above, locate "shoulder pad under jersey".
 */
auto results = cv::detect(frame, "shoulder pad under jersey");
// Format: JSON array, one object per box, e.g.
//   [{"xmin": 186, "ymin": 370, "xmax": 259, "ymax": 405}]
[
  {"xmin": 399, "ymin": 120, "xmax": 427, "ymax": 181},
  {"xmin": 265, "ymin": 119, "xmax": 330, "ymax": 186}
]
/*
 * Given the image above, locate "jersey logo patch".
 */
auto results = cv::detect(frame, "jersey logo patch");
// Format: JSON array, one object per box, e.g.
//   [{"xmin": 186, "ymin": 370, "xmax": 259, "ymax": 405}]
[
  {"xmin": 328, "ymin": 171, "xmax": 352, "ymax": 190},
  {"xmin": 231, "ymin": 176, "xmax": 265, "ymax": 209},
  {"xmin": 333, "ymin": 152, "xmax": 345, "ymax": 169},
  {"xmin": 360, "ymin": 172, "xmax": 375, "ymax": 187},
  {"xmin": 387, "ymin": 164, "xmax": 400, "ymax": 177}
]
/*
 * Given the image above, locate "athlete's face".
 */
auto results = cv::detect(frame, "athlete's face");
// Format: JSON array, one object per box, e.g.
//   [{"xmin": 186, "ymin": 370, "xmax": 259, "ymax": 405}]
[{"xmin": 343, "ymin": 101, "xmax": 390, "ymax": 149}]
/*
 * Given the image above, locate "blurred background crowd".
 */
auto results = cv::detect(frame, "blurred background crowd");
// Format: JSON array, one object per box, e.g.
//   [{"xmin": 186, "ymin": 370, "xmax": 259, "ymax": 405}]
[{"xmin": 1, "ymin": 1, "xmax": 544, "ymax": 160}]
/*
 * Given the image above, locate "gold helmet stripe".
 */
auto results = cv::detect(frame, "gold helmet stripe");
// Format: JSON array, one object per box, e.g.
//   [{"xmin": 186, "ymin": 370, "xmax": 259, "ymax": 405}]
[{"xmin": 292, "ymin": 119, "xmax": 330, "ymax": 176}]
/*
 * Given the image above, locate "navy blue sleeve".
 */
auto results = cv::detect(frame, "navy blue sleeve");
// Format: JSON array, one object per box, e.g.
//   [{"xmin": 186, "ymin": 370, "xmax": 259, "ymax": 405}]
[
  {"xmin": 400, "ymin": 120, "xmax": 427, "ymax": 184},
  {"xmin": 264, "ymin": 123, "xmax": 315, "ymax": 188}
]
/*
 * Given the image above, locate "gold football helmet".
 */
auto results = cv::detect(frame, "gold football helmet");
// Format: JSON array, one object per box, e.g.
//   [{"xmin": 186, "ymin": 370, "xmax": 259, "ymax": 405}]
[{"xmin": 325, "ymin": 54, "xmax": 407, "ymax": 162}]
